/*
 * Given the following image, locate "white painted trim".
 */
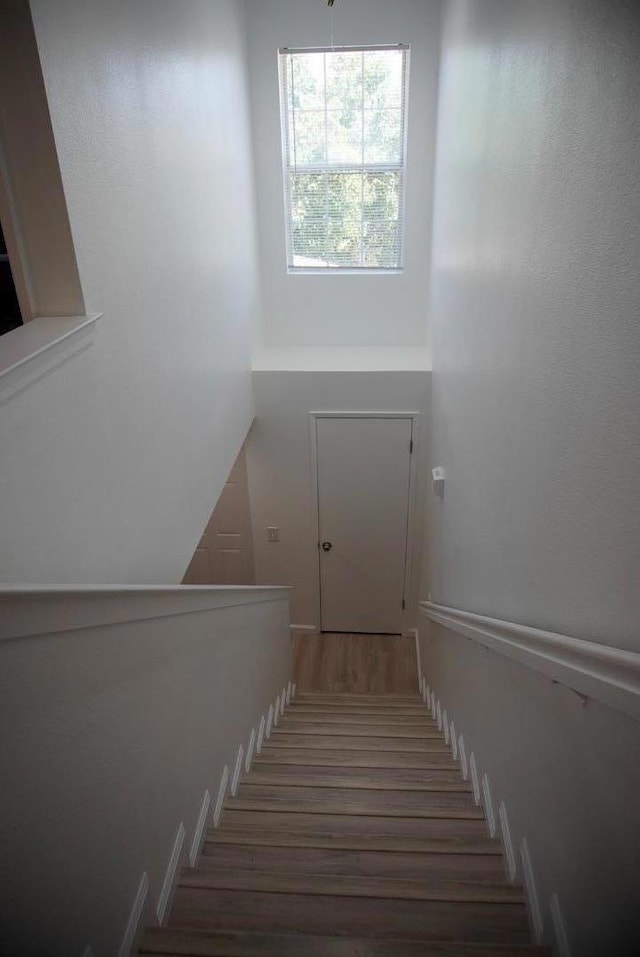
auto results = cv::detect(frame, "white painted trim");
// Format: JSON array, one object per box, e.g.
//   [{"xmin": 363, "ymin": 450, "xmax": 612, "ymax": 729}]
[
  {"xmin": 245, "ymin": 728, "xmax": 256, "ymax": 773},
  {"xmin": 213, "ymin": 766, "xmax": 229, "ymax": 827},
  {"xmin": 430, "ymin": 690, "xmax": 436, "ymax": 718},
  {"xmin": 190, "ymin": 791, "xmax": 211, "ymax": 867},
  {"xmin": 0, "ymin": 584, "xmax": 291, "ymax": 642},
  {"xmin": 521, "ymin": 838, "xmax": 544, "ymax": 944},
  {"xmin": 292, "ymin": 682, "xmax": 297, "ymax": 698},
  {"xmin": 286, "ymin": 681, "xmax": 292, "ymax": 705},
  {"xmin": 449, "ymin": 721, "xmax": 457, "ymax": 759},
  {"xmin": 420, "ymin": 600, "xmax": 640, "ymax": 723},
  {"xmin": 156, "ymin": 823, "xmax": 185, "ymax": 925},
  {"xmin": 273, "ymin": 696, "xmax": 281, "ymax": 727},
  {"xmin": 436, "ymin": 700, "xmax": 442, "ymax": 731},
  {"xmin": 469, "ymin": 752, "xmax": 480, "ymax": 804},
  {"xmin": 289, "ymin": 624, "xmax": 319, "ymax": 636},
  {"xmin": 310, "ymin": 411, "xmax": 420, "ymax": 634},
  {"xmin": 118, "ymin": 871, "xmax": 148, "ymax": 957},
  {"xmin": 282, "ymin": 686, "xmax": 288, "ymax": 713},
  {"xmin": 424, "ymin": 681, "xmax": 430, "ymax": 704},
  {"xmin": 0, "ymin": 313, "xmax": 101, "ymax": 404},
  {"xmin": 458, "ymin": 734, "xmax": 468, "ymax": 779},
  {"xmin": 265, "ymin": 704, "xmax": 274, "ymax": 738},
  {"xmin": 442, "ymin": 710, "xmax": 449, "ymax": 744},
  {"xmin": 550, "ymin": 891, "xmax": 572, "ymax": 957},
  {"xmin": 412, "ymin": 628, "xmax": 421, "ymax": 692},
  {"xmin": 498, "ymin": 801, "xmax": 517, "ymax": 883},
  {"xmin": 256, "ymin": 715, "xmax": 266, "ymax": 753},
  {"xmin": 481, "ymin": 773, "xmax": 496, "ymax": 837},
  {"xmin": 230, "ymin": 745, "xmax": 244, "ymax": 797}
]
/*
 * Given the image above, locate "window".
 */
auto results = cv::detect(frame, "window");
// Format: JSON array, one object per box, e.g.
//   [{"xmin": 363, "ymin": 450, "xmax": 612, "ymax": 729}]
[{"xmin": 278, "ymin": 45, "xmax": 410, "ymax": 273}]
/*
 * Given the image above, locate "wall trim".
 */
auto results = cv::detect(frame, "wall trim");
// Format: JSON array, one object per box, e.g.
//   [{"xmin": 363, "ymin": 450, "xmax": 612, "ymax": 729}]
[
  {"xmin": 118, "ymin": 872, "xmax": 148, "ymax": 957},
  {"xmin": 0, "ymin": 584, "xmax": 290, "ymax": 642},
  {"xmin": 156, "ymin": 823, "xmax": 185, "ymax": 925},
  {"xmin": 550, "ymin": 891, "xmax": 572, "ymax": 957},
  {"xmin": 230, "ymin": 745, "xmax": 244, "ymax": 797},
  {"xmin": 289, "ymin": 624, "xmax": 318, "ymax": 636},
  {"xmin": 499, "ymin": 801, "xmax": 517, "ymax": 883},
  {"xmin": 521, "ymin": 838, "xmax": 544, "ymax": 944},
  {"xmin": 213, "ymin": 766, "xmax": 229, "ymax": 828},
  {"xmin": 469, "ymin": 752, "xmax": 480, "ymax": 805},
  {"xmin": 189, "ymin": 791, "xmax": 211, "ymax": 867},
  {"xmin": 256, "ymin": 715, "xmax": 266, "ymax": 753},
  {"xmin": 245, "ymin": 729, "xmax": 256, "ymax": 773},
  {"xmin": 481, "ymin": 773, "xmax": 496, "ymax": 837},
  {"xmin": 420, "ymin": 600, "xmax": 640, "ymax": 722}
]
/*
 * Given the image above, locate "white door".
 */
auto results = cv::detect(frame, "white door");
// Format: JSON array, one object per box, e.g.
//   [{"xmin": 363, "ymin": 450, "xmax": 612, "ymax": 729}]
[{"xmin": 316, "ymin": 416, "xmax": 413, "ymax": 634}]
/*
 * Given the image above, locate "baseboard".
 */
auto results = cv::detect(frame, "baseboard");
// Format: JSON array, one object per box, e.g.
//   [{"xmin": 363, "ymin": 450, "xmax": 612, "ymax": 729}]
[
  {"xmin": 256, "ymin": 715, "xmax": 266, "ymax": 753},
  {"xmin": 156, "ymin": 822, "xmax": 185, "ymax": 925},
  {"xmin": 245, "ymin": 728, "xmax": 256, "ymax": 773},
  {"xmin": 550, "ymin": 891, "xmax": 572, "ymax": 957},
  {"xmin": 469, "ymin": 752, "xmax": 481, "ymax": 804},
  {"xmin": 118, "ymin": 871, "xmax": 148, "ymax": 957},
  {"xmin": 213, "ymin": 765, "xmax": 229, "ymax": 827},
  {"xmin": 230, "ymin": 745, "xmax": 244, "ymax": 797},
  {"xmin": 481, "ymin": 773, "xmax": 496, "ymax": 837},
  {"xmin": 290, "ymin": 624, "xmax": 318, "ymax": 636},
  {"xmin": 498, "ymin": 801, "xmax": 517, "ymax": 882},
  {"xmin": 189, "ymin": 790, "xmax": 211, "ymax": 867},
  {"xmin": 521, "ymin": 838, "xmax": 544, "ymax": 944}
]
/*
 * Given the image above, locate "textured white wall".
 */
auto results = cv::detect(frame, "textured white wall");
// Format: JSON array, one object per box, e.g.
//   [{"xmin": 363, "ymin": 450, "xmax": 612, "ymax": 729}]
[
  {"xmin": 246, "ymin": 370, "xmax": 429, "ymax": 628},
  {"xmin": 0, "ymin": 0, "xmax": 260, "ymax": 582},
  {"xmin": 245, "ymin": 0, "xmax": 441, "ymax": 348},
  {"xmin": 427, "ymin": 0, "xmax": 640, "ymax": 649},
  {"xmin": 420, "ymin": 621, "xmax": 640, "ymax": 956},
  {"xmin": 0, "ymin": 591, "xmax": 291, "ymax": 956}
]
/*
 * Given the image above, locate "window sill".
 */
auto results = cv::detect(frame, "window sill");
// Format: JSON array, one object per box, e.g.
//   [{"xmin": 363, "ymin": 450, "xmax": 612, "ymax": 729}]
[
  {"xmin": 287, "ymin": 268, "xmax": 403, "ymax": 276},
  {"xmin": 0, "ymin": 313, "xmax": 101, "ymax": 404}
]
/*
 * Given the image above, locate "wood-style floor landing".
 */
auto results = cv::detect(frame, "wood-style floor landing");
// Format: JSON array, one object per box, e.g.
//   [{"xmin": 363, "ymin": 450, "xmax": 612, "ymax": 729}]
[{"xmin": 292, "ymin": 632, "xmax": 418, "ymax": 694}]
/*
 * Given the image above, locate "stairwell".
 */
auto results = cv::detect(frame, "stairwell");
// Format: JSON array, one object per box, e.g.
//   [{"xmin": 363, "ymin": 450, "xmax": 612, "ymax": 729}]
[{"xmin": 140, "ymin": 689, "xmax": 547, "ymax": 956}]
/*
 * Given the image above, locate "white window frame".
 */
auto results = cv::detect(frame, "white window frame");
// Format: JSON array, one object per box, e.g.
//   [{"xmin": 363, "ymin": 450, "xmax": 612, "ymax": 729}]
[{"xmin": 278, "ymin": 44, "xmax": 410, "ymax": 275}]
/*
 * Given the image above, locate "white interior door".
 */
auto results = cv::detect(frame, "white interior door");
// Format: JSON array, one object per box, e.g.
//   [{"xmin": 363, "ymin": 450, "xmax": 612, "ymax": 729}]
[{"xmin": 316, "ymin": 416, "xmax": 413, "ymax": 634}]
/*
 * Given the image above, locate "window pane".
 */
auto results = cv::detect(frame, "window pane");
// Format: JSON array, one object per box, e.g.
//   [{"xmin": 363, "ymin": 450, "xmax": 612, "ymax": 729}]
[
  {"xmin": 326, "ymin": 51, "xmax": 363, "ymax": 111},
  {"xmin": 364, "ymin": 50, "xmax": 404, "ymax": 109},
  {"xmin": 327, "ymin": 219, "xmax": 362, "ymax": 268},
  {"xmin": 363, "ymin": 220, "xmax": 400, "ymax": 268},
  {"xmin": 327, "ymin": 110, "xmax": 362, "ymax": 165},
  {"xmin": 364, "ymin": 108, "xmax": 402, "ymax": 164},
  {"xmin": 290, "ymin": 173, "xmax": 327, "ymax": 266},
  {"xmin": 363, "ymin": 171, "xmax": 400, "ymax": 221},
  {"xmin": 290, "ymin": 109, "xmax": 326, "ymax": 165},
  {"xmin": 290, "ymin": 53, "xmax": 325, "ymax": 111}
]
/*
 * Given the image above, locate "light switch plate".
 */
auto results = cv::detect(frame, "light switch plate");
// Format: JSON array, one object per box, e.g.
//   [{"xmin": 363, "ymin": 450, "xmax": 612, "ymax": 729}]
[{"xmin": 267, "ymin": 526, "xmax": 280, "ymax": 542}]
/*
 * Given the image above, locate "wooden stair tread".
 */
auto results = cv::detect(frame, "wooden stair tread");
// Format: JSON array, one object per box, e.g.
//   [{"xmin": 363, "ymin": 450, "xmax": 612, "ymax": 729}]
[
  {"xmin": 168, "ymin": 889, "xmax": 530, "ymax": 943},
  {"xmin": 200, "ymin": 844, "xmax": 506, "ymax": 878},
  {"xmin": 255, "ymin": 747, "xmax": 457, "ymax": 768},
  {"xmin": 295, "ymin": 694, "xmax": 423, "ymax": 703},
  {"xmin": 141, "ymin": 927, "xmax": 549, "ymax": 956},
  {"xmin": 219, "ymin": 809, "xmax": 491, "ymax": 838},
  {"xmin": 206, "ymin": 827, "xmax": 501, "ymax": 856},
  {"xmin": 273, "ymin": 722, "xmax": 442, "ymax": 738},
  {"xmin": 288, "ymin": 704, "xmax": 433, "ymax": 716},
  {"xmin": 282, "ymin": 712, "xmax": 437, "ymax": 726},
  {"xmin": 245, "ymin": 766, "xmax": 471, "ymax": 791},
  {"xmin": 266, "ymin": 733, "xmax": 450, "ymax": 751},
  {"xmin": 179, "ymin": 867, "xmax": 524, "ymax": 904},
  {"xmin": 230, "ymin": 784, "xmax": 482, "ymax": 818}
]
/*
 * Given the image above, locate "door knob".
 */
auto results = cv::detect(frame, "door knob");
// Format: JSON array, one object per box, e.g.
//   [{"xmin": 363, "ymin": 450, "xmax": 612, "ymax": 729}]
[{"xmin": 321, "ymin": 541, "xmax": 333, "ymax": 551}]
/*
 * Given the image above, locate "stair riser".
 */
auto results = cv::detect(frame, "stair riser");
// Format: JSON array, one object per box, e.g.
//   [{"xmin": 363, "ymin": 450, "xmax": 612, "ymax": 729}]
[
  {"xmin": 169, "ymin": 890, "xmax": 530, "ymax": 944},
  {"xmin": 199, "ymin": 845, "xmax": 507, "ymax": 881}
]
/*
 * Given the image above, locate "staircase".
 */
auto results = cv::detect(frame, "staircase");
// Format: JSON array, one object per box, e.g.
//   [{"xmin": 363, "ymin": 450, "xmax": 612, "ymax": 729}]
[{"xmin": 140, "ymin": 692, "xmax": 547, "ymax": 956}]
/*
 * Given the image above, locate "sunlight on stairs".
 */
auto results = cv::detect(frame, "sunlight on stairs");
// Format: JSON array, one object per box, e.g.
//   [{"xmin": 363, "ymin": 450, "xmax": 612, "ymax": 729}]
[{"xmin": 140, "ymin": 693, "xmax": 547, "ymax": 956}]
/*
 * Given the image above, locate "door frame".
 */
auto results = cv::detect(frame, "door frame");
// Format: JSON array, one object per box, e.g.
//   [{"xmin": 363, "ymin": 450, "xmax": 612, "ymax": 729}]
[{"xmin": 309, "ymin": 411, "xmax": 420, "ymax": 635}]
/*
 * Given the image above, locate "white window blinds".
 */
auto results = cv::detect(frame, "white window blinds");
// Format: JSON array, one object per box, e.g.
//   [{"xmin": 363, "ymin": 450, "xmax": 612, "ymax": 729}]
[{"xmin": 278, "ymin": 45, "xmax": 410, "ymax": 272}]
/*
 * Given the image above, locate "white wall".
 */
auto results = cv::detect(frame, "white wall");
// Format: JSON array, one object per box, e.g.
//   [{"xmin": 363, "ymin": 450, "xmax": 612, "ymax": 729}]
[
  {"xmin": 0, "ymin": 586, "xmax": 291, "ymax": 956},
  {"xmin": 0, "ymin": 0, "xmax": 261, "ymax": 583},
  {"xmin": 246, "ymin": 370, "xmax": 429, "ymax": 629},
  {"xmin": 420, "ymin": 620, "xmax": 640, "ymax": 956},
  {"xmin": 426, "ymin": 0, "xmax": 640, "ymax": 650},
  {"xmin": 245, "ymin": 0, "xmax": 441, "ymax": 349},
  {"xmin": 421, "ymin": 1, "xmax": 640, "ymax": 953}
]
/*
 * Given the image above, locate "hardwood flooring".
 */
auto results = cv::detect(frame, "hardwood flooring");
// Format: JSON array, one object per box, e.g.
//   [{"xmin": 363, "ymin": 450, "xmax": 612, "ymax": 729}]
[
  {"xmin": 140, "ymin": 691, "xmax": 546, "ymax": 957},
  {"xmin": 292, "ymin": 632, "xmax": 419, "ymax": 693}
]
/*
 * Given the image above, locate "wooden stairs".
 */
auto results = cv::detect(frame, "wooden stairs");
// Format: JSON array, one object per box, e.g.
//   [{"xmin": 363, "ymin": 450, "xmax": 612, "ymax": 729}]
[{"xmin": 140, "ymin": 692, "xmax": 547, "ymax": 956}]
